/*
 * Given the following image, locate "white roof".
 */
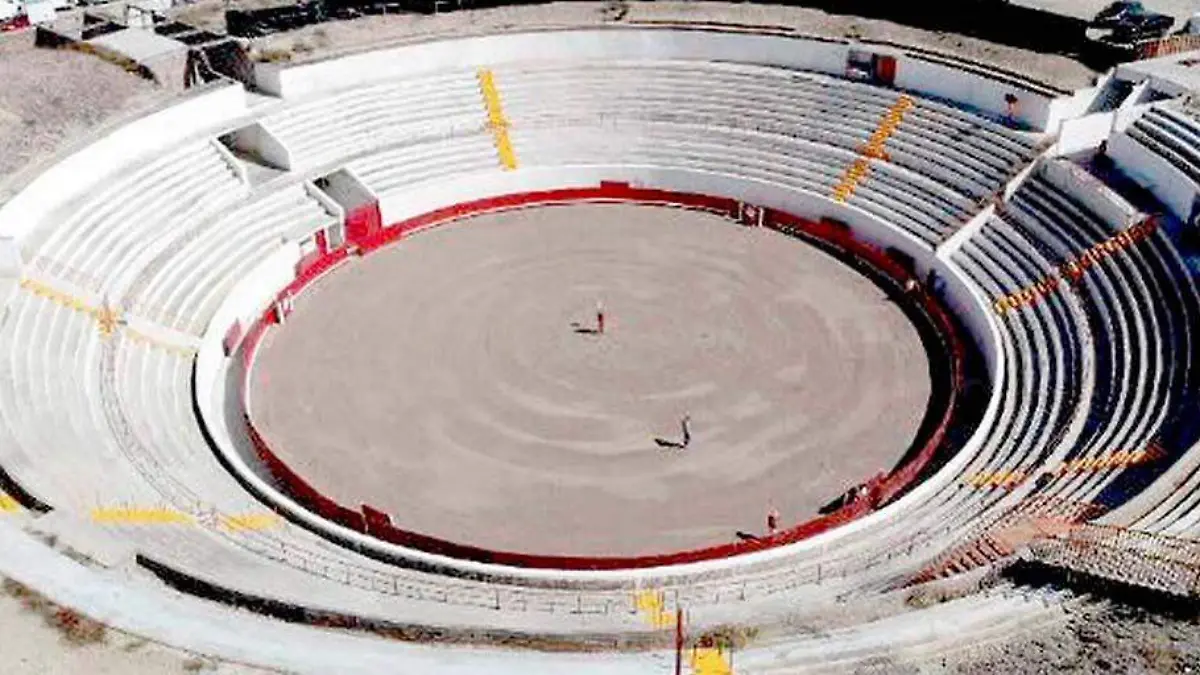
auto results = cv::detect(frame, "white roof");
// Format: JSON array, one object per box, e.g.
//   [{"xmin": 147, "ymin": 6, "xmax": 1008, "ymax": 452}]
[{"xmin": 88, "ymin": 27, "xmax": 187, "ymax": 62}]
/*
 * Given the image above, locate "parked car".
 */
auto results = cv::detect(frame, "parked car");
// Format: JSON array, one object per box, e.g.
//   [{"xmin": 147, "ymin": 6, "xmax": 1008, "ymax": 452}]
[
  {"xmin": 1088, "ymin": 0, "xmax": 1174, "ymax": 46},
  {"xmin": 1092, "ymin": 1, "xmax": 1147, "ymax": 28}
]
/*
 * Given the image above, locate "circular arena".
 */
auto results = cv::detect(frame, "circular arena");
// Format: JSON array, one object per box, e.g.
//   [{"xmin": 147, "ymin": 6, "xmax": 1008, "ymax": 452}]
[
  {"xmin": 249, "ymin": 202, "xmax": 933, "ymax": 558},
  {"xmin": 2, "ymin": 1, "xmax": 1200, "ymax": 672}
]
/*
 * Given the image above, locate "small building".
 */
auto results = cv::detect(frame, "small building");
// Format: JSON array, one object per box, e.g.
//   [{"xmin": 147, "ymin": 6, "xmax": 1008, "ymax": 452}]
[{"xmin": 24, "ymin": 0, "xmax": 57, "ymax": 24}]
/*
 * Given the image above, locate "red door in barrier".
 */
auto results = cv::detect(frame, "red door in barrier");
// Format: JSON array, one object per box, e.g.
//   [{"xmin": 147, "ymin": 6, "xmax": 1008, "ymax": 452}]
[
  {"xmin": 344, "ymin": 201, "xmax": 382, "ymax": 245},
  {"xmin": 294, "ymin": 230, "xmax": 325, "ymax": 278},
  {"xmin": 874, "ymin": 55, "xmax": 897, "ymax": 86}
]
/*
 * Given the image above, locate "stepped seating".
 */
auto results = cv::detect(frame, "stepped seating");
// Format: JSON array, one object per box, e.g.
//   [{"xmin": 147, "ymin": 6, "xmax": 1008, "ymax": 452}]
[
  {"xmin": 260, "ymin": 74, "xmax": 485, "ymax": 173},
  {"xmin": 497, "ymin": 62, "xmax": 1036, "ymax": 200},
  {"xmin": 496, "ymin": 62, "xmax": 1036, "ymax": 247},
  {"xmin": 1125, "ymin": 106, "xmax": 1200, "ymax": 187},
  {"xmin": 3, "ymin": 50, "xmax": 1200, "ymax": 667},
  {"xmin": 735, "ymin": 586, "xmax": 1073, "ymax": 674},
  {"xmin": 1004, "ymin": 177, "xmax": 1192, "ymax": 508},
  {"xmin": 25, "ymin": 141, "xmax": 246, "ymax": 299},
  {"xmin": 345, "ymin": 134, "xmax": 499, "ymax": 199},
  {"xmin": 130, "ymin": 185, "xmax": 336, "ymax": 335}
]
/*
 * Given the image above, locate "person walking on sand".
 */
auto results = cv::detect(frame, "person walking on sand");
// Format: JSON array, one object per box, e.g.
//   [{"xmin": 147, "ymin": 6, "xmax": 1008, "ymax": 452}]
[
  {"xmin": 680, "ymin": 413, "xmax": 691, "ymax": 448},
  {"xmin": 596, "ymin": 300, "xmax": 605, "ymax": 335}
]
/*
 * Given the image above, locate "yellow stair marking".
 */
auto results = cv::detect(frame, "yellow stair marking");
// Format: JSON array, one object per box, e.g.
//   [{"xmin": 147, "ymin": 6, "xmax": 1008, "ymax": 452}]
[
  {"xmin": 0, "ymin": 494, "xmax": 21, "ymax": 513},
  {"xmin": 831, "ymin": 94, "xmax": 914, "ymax": 203},
  {"xmin": 971, "ymin": 444, "xmax": 1166, "ymax": 489},
  {"xmin": 219, "ymin": 513, "xmax": 281, "ymax": 531},
  {"xmin": 1052, "ymin": 444, "xmax": 1165, "ymax": 475},
  {"xmin": 691, "ymin": 646, "xmax": 734, "ymax": 675},
  {"xmin": 20, "ymin": 277, "xmax": 122, "ymax": 339},
  {"xmin": 91, "ymin": 507, "xmax": 194, "ymax": 525},
  {"xmin": 477, "ymin": 68, "xmax": 519, "ymax": 171},
  {"xmin": 634, "ymin": 589, "xmax": 677, "ymax": 629},
  {"xmin": 20, "ymin": 276, "xmax": 196, "ymax": 350},
  {"xmin": 965, "ymin": 469, "xmax": 1027, "ymax": 489}
]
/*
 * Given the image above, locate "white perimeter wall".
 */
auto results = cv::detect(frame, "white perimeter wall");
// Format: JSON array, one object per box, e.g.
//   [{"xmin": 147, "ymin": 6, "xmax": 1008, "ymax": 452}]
[{"xmin": 259, "ymin": 29, "xmax": 1068, "ymax": 130}]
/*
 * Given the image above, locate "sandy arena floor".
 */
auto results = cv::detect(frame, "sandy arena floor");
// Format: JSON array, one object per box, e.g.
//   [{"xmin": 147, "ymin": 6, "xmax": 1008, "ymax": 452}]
[{"xmin": 249, "ymin": 203, "xmax": 931, "ymax": 557}]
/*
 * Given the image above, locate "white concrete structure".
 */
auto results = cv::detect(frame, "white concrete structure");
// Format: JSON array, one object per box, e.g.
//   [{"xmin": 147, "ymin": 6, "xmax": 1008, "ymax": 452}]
[{"xmin": 0, "ymin": 24, "xmax": 1197, "ymax": 673}]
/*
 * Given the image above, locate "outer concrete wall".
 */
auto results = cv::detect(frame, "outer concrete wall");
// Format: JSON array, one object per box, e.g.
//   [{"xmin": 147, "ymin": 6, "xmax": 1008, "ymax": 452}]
[
  {"xmin": 260, "ymin": 28, "xmax": 1065, "ymax": 130},
  {"xmin": 0, "ymin": 83, "xmax": 248, "ymax": 245}
]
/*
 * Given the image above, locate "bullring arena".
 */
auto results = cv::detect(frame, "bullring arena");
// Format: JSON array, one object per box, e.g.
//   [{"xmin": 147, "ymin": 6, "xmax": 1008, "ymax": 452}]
[
  {"xmin": 3, "ymin": 1, "xmax": 1200, "ymax": 673},
  {"xmin": 250, "ymin": 203, "xmax": 932, "ymax": 557}
]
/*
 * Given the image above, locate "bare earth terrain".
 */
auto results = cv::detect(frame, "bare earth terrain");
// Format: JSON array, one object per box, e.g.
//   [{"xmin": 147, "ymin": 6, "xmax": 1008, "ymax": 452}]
[
  {"xmin": 0, "ymin": 32, "xmax": 163, "ymax": 196},
  {"xmin": 250, "ymin": 203, "xmax": 931, "ymax": 557}
]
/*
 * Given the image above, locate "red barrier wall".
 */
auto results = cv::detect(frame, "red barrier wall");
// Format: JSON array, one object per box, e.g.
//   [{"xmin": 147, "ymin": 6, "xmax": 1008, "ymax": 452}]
[{"xmin": 237, "ymin": 183, "xmax": 964, "ymax": 570}]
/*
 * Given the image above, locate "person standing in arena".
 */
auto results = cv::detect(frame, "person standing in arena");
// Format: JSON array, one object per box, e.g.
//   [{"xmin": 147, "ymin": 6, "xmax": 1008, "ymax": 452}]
[
  {"xmin": 767, "ymin": 505, "xmax": 780, "ymax": 535},
  {"xmin": 680, "ymin": 413, "xmax": 691, "ymax": 448},
  {"xmin": 596, "ymin": 300, "xmax": 605, "ymax": 335}
]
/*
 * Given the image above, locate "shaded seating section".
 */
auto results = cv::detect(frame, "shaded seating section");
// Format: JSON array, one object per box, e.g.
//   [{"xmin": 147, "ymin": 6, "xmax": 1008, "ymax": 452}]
[{"xmin": 1004, "ymin": 176, "xmax": 1196, "ymax": 510}]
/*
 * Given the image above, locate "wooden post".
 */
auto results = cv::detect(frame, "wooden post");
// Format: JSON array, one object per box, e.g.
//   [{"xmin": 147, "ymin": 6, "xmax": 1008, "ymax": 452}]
[{"xmin": 674, "ymin": 607, "xmax": 684, "ymax": 675}]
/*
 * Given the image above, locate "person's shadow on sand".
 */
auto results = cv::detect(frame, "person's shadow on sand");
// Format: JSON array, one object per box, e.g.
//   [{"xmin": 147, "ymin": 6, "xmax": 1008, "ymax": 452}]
[
  {"xmin": 654, "ymin": 437, "xmax": 684, "ymax": 449},
  {"xmin": 570, "ymin": 321, "xmax": 599, "ymax": 335}
]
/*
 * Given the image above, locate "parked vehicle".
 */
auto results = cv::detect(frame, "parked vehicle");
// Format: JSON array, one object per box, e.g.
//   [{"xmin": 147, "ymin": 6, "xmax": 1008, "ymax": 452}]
[{"xmin": 1088, "ymin": 1, "xmax": 1174, "ymax": 47}]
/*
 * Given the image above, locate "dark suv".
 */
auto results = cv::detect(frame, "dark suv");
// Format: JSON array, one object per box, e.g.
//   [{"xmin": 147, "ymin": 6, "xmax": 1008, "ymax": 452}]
[{"xmin": 1091, "ymin": 1, "xmax": 1174, "ymax": 43}]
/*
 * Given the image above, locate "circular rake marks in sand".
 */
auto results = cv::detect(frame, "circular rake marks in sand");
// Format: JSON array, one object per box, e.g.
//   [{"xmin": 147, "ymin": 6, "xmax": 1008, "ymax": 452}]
[{"xmin": 251, "ymin": 203, "xmax": 931, "ymax": 557}]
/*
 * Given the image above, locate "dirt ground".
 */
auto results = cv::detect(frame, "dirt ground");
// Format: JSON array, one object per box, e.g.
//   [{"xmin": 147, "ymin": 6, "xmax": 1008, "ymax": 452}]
[
  {"xmin": 952, "ymin": 599, "xmax": 1200, "ymax": 674},
  {"xmin": 0, "ymin": 576, "xmax": 273, "ymax": 675},
  {"xmin": 249, "ymin": 203, "xmax": 931, "ymax": 557},
  {"xmin": 0, "ymin": 31, "xmax": 163, "ymax": 200}
]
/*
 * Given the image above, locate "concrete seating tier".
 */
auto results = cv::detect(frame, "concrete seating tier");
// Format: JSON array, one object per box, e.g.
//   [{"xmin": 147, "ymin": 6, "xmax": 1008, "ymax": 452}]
[
  {"xmin": 1, "ymin": 50, "xmax": 1199, "ymax": 670},
  {"xmin": 260, "ymin": 74, "xmax": 484, "ymax": 173},
  {"xmin": 1006, "ymin": 177, "xmax": 1199, "ymax": 516},
  {"xmin": 497, "ymin": 62, "xmax": 1037, "ymax": 203},
  {"xmin": 512, "ymin": 124, "xmax": 963, "ymax": 248},
  {"xmin": 1126, "ymin": 106, "xmax": 1200, "ymax": 187}
]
